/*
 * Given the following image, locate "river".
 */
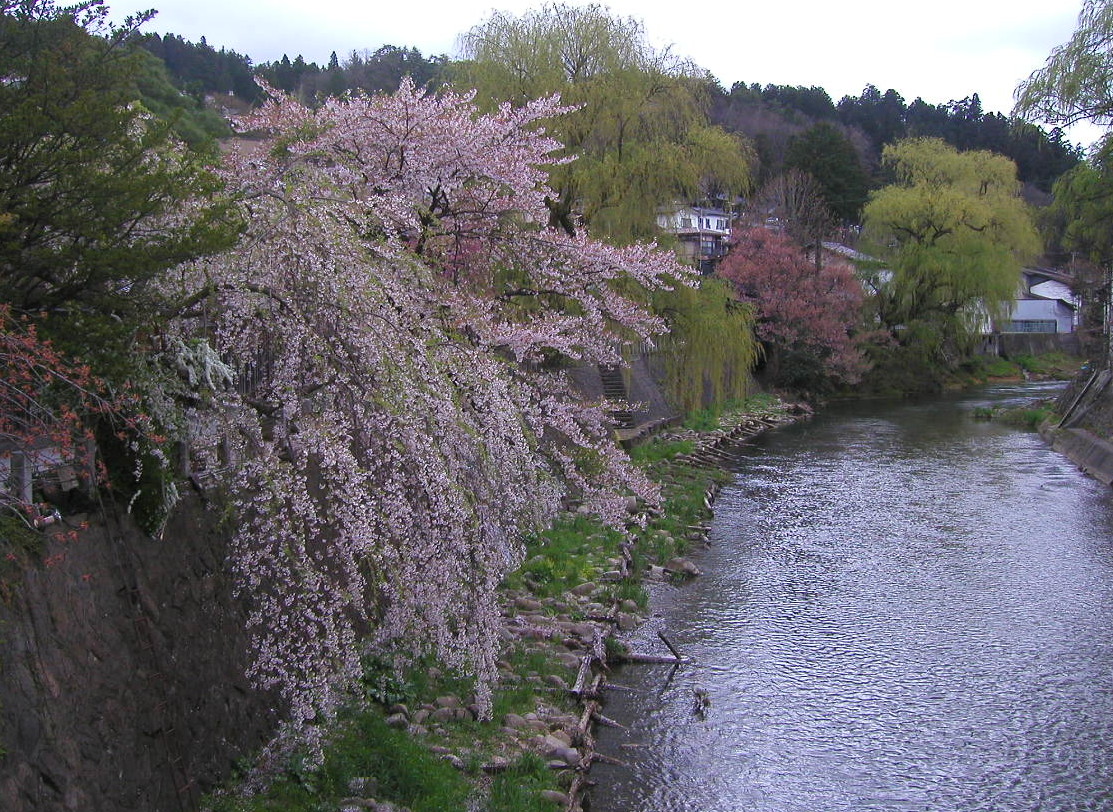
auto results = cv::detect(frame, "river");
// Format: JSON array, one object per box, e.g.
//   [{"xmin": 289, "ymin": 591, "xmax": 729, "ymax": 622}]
[{"xmin": 590, "ymin": 383, "xmax": 1113, "ymax": 812}]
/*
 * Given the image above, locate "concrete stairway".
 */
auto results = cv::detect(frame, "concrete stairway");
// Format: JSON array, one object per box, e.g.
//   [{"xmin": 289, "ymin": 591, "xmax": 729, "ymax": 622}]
[{"xmin": 597, "ymin": 364, "xmax": 634, "ymax": 429}]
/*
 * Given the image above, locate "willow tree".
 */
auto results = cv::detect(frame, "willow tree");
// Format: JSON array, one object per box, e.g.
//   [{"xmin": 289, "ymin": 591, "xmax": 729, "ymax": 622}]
[
  {"xmin": 456, "ymin": 3, "xmax": 756, "ymax": 410},
  {"xmin": 652, "ymin": 279, "xmax": 760, "ymax": 414},
  {"xmin": 863, "ymin": 138, "xmax": 1040, "ymax": 355},
  {"xmin": 1015, "ymin": 0, "xmax": 1113, "ymax": 127},
  {"xmin": 456, "ymin": 3, "xmax": 752, "ymax": 244}
]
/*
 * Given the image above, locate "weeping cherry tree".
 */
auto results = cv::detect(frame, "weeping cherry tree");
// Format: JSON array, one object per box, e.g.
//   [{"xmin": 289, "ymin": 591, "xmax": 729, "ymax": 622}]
[{"xmin": 166, "ymin": 80, "xmax": 694, "ymax": 761}]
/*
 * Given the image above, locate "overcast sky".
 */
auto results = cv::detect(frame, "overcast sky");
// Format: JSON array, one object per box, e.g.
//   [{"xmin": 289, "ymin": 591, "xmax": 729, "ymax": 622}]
[{"xmin": 116, "ymin": 0, "xmax": 1102, "ymax": 147}]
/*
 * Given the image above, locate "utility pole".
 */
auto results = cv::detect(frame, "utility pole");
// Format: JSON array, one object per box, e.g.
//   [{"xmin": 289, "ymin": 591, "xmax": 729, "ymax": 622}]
[{"xmin": 1106, "ymin": 263, "xmax": 1113, "ymax": 369}]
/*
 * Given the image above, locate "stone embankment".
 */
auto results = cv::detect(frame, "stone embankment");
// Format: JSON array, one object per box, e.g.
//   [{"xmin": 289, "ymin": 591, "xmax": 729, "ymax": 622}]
[
  {"xmin": 0, "ymin": 496, "xmax": 276, "ymax": 812},
  {"xmin": 1044, "ymin": 369, "xmax": 1113, "ymax": 487}
]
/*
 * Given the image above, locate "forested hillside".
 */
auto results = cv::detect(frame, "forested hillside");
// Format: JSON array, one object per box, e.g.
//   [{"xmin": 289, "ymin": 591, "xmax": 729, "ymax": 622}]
[
  {"xmin": 137, "ymin": 32, "xmax": 448, "ymax": 102},
  {"xmin": 711, "ymin": 82, "xmax": 1081, "ymax": 196},
  {"xmin": 137, "ymin": 31, "xmax": 1083, "ymax": 207}
]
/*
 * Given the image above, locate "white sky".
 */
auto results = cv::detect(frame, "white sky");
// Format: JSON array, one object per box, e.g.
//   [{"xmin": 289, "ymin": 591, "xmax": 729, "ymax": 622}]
[{"xmin": 117, "ymin": 0, "xmax": 1103, "ymax": 149}]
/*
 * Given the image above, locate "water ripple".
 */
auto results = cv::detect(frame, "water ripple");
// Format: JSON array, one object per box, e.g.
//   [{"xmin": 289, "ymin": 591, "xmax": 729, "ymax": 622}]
[{"xmin": 592, "ymin": 386, "xmax": 1113, "ymax": 812}]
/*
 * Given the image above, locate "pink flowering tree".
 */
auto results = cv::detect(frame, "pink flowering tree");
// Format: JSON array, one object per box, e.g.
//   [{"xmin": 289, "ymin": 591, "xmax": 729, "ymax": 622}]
[
  {"xmin": 167, "ymin": 79, "xmax": 693, "ymax": 758},
  {"xmin": 717, "ymin": 227, "xmax": 868, "ymax": 391}
]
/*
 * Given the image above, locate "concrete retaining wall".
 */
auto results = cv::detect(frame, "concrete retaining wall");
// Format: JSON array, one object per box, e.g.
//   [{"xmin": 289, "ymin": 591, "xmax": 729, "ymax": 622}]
[
  {"xmin": 988, "ymin": 333, "xmax": 1082, "ymax": 358},
  {"xmin": 1046, "ymin": 427, "xmax": 1113, "ymax": 487}
]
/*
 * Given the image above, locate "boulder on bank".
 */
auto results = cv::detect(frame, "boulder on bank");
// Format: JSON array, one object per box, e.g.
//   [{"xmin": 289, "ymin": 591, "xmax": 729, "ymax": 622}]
[{"xmin": 665, "ymin": 556, "xmax": 702, "ymax": 576}]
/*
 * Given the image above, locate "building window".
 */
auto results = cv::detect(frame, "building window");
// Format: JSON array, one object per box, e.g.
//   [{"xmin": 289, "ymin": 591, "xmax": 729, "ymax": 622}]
[{"xmin": 1003, "ymin": 320, "xmax": 1057, "ymax": 333}]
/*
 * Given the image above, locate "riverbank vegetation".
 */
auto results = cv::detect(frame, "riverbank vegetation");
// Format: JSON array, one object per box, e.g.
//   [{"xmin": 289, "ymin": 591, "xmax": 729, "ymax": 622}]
[{"xmin": 203, "ymin": 397, "xmax": 788, "ymax": 811}]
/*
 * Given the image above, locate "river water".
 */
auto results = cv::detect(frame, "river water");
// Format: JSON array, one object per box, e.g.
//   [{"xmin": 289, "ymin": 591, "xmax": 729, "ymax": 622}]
[{"xmin": 590, "ymin": 384, "xmax": 1113, "ymax": 812}]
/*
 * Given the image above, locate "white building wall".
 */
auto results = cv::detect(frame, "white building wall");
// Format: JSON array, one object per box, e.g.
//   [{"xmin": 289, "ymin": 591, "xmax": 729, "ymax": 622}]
[{"xmin": 1006, "ymin": 299, "xmax": 1074, "ymax": 333}]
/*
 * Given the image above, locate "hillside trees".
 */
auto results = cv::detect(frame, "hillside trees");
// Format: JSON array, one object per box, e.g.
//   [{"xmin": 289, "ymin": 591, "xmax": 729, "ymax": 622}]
[
  {"xmin": 837, "ymin": 85, "xmax": 908, "ymax": 149},
  {"xmin": 325, "ymin": 45, "xmax": 447, "ymax": 97},
  {"xmin": 710, "ymin": 82, "xmax": 812, "ymax": 183},
  {"xmin": 130, "ymin": 46, "xmax": 232, "ymax": 148},
  {"xmin": 0, "ymin": 0, "xmax": 237, "ymax": 325},
  {"xmin": 146, "ymin": 37, "xmax": 450, "ymax": 105},
  {"xmin": 862, "ymin": 138, "xmax": 1040, "ymax": 372},
  {"xmin": 1015, "ymin": 0, "xmax": 1113, "ymax": 364},
  {"xmin": 746, "ymin": 169, "xmax": 837, "ymax": 262},
  {"xmin": 1039, "ymin": 140, "xmax": 1113, "ymax": 359},
  {"xmin": 0, "ymin": 0, "xmax": 239, "ymax": 523},
  {"xmin": 138, "ymin": 31, "xmax": 262, "ymax": 102},
  {"xmin": 784, "ymin": 122, "xmax": 870, "ymax": 223},
  {"xmin": 169, "ymin": 79, "xmax": 691, "ymax": 759},
  {"xmin": 710, "ymin": 79, "xmax": 1080, "ymax": 194}
]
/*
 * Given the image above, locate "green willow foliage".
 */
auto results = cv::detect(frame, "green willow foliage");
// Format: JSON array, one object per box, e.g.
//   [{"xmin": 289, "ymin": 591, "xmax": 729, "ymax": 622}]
[
  {"xmin": 1015, "ymin": 0, "xmax": 1113, "ymax": 127},
  {"xmin": 457, "ymin": 4, "xmax": 752, "ymax": 244},
  {"xmin": 653, "ymin": 279, "xmax": 759, "ymax": 414},
  {"xmin": 863, "ymin": 138, "xmax": 1040, "ymax": 343}
]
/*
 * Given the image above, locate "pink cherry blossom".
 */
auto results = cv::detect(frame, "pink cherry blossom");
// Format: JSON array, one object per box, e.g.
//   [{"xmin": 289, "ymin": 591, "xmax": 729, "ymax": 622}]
[{"xmin": 166, "ymin": 80, "xmax": 694, "ymax": 763}]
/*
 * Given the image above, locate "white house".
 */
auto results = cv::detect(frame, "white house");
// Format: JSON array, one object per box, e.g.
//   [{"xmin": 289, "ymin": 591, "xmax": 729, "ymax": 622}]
[
  {"xmin": 1001, "ymin": 295, "xmax": 1076, "ymax": 334},
  {"xmin": 656, "ymin": 205, "xmax": 732, "ymax": 273},
  {"xmin": 998, "ymin": 270, "xmax": 1078, "ymax": 334}
]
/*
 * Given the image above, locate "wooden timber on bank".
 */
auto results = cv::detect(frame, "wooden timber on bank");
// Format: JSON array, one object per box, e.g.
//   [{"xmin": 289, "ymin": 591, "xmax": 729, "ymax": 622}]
[{"xmin": 552, "ymin": 483, "xmax": 718, "ymax": 812}]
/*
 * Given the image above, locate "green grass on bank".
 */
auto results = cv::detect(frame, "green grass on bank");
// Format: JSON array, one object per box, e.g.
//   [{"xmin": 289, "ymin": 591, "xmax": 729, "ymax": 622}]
[
  {"xmin": 505, "ymin": 515, "xmax": 627, "ymax": 600},
  {"xmin": 1013, "ymin": 351, "xmax": 1085, "ymax": 379},
  {"xmin": 680, "ymin": 392, "xmax": 780, "ymax": 432},
  {"xmin": 208, "ymin": 712, "xmax": 471, "ymax": 812},
  {"xmin": 1000, "ymin": 405, "xmax": 1057, "ymax": 430},
  {"xmin": 207, "ymin": 665, "xmax": 572, "ymax": 812},
  {"xmin": 963, "ymin": 355, "xmax": 1020, "ymax": 380},
  {"xmin": 486, "ymin": 753, "xmax": 563, "ymax": 812},
  {"xmin": 972, "ymin": 402, "xmax": 1057, "ymax": 431},
  {"xmin": 958, "ymin": 351, "xmax": 1085, "ymax": 386}
]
